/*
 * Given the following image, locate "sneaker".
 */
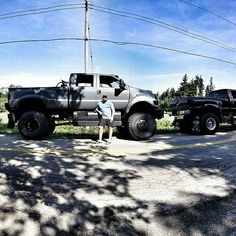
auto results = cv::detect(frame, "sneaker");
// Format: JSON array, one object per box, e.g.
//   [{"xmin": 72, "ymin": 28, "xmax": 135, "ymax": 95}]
[
  {"xmin": 97, "ymin": 140, "xmax": 104, "ymax": 143},
  {"xmin": 105, "ymin": 139, "xmax": 112, "ymax": 144}
]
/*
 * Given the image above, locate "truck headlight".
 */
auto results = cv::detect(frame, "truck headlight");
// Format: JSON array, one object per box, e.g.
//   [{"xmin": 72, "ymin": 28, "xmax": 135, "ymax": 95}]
[{"xmin": 176, "ymin": 109, "xmax": 190, "ymax": 115}]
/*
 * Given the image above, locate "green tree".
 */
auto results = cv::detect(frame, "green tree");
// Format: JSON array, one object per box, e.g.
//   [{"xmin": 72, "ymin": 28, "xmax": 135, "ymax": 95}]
[
  {"xmin": 9, "ymin": 84, "xmax": 22, "ymax": 88},
  {"xmin": 193, "ymin": 75, "xmax": 204, "ymax": 97},
  {"xmin": 158, "ymin": 74, "xmax": 213, "ymax": 109},
  {"xmin": 178, "ymin": 74, "xmax": 189, "ymax": 96},
  {"xmin": 159, "ymin": 88, "xmax": 176, "ymax": 110},
  {"xmin": 178, "ymin": 75, "xmax": 204, "ymax": 97},
  {"xmin": 205, "ymin": 77, "xmax": 215, "ymax": 96}
]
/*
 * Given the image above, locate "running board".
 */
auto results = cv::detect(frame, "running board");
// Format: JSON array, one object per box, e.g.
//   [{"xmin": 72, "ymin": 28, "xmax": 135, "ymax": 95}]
[{"xmin": 72, "ymin": 111, "xmax": 122, "ymax": 126}]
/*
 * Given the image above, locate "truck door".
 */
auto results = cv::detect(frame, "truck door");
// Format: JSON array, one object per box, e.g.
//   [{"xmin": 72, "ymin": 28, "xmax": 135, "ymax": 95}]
[
  {"xmin": 97, "ymin": 75, "xmax": 129, "ymax": 110},
  {"xmin": 230, "ymin": 90, "xmax": 236, "ymax": 113},
  {"xmin": 69, "ymin": 74, "xmax": 97, "ymax": 110},
  {"xmin": 218, "ymin": 90, "xmax": 230, "ymax": 113}
]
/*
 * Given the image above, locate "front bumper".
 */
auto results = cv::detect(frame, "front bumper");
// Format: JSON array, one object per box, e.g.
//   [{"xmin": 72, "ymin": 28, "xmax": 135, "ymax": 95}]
[{"xmin": 173, "ymin": 115, "xmax": 184, "ymax": 128}]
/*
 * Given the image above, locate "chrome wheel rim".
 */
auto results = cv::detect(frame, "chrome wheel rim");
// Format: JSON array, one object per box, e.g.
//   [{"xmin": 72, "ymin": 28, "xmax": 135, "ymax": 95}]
[{"xmin": 206, "ymin": 117, "xmax": 217, "ymax": 131}]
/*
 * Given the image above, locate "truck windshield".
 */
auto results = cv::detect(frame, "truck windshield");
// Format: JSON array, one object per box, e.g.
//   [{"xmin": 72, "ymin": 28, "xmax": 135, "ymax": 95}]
[{"xmin": 208, "ymin": 90, "xmax": 228, "ymax": 99}]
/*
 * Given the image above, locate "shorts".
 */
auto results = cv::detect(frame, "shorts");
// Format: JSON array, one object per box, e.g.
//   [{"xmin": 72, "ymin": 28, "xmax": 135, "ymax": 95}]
[{"xmin": 98, "ymin": 118, "xmax": 114, "ymax": 127}]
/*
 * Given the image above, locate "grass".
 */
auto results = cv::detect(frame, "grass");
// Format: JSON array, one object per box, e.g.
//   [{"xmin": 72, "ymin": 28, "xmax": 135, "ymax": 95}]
[
  {"xmin": 0, "ymin": 122, "xmax": 18, "ymax": 135},
  {"xmin": 0, "ymin": 117, "xmax": 177, "ymax": 137}
]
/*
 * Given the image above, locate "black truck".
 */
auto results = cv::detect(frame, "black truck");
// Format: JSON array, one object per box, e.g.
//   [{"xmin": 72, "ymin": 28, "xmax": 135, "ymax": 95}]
[
  {"xmin": 169, "ymin": 89, "xmax": 236, "ymax": 134},
  {"xmin": 5, "ymin": 73, "xmax": 163, "ymax": 140}
]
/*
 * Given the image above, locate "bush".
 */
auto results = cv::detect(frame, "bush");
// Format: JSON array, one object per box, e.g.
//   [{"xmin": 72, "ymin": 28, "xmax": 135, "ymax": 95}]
[
  {"xmin": 0, "ymin": 93, "xmax": 7, "ymax": 112},
  {"xmin": 156, "ymin": 117, "xmax": 177, "ymax": 133}
]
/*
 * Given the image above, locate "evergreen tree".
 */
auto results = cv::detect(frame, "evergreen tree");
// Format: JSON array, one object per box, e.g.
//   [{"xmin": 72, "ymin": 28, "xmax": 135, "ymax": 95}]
[
  {"xmin": 158, "ymin": 74, "xmax": 213, "ymax": 109},
  {"xmin": 194, "ymin": 75, "xmax": 204, "ymax": 97},
  {"xmin": 178, "ymin": 74, "xmax": 189, "ymax": 96},
  {"xmin": 205, "ymin": 77, "xmax": 215, "ymax": 96}
]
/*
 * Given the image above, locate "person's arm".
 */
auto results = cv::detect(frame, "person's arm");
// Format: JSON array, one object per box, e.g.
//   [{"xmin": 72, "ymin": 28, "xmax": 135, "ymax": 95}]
[
  {"xmin": 95, "ymin": 104, "xmax": 102, "ymax": 116},
  {"xmin": 110, "ymin": 103, "xmax": 115, "ymax": 122}
]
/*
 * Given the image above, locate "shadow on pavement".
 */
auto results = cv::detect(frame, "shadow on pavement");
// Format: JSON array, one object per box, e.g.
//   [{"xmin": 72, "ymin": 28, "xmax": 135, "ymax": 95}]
[
  {"xmin": 123, "ymin": 136, "xmax": 236, "ymax": 235},
  {"xmin": 0, "ymin": 135, "xmax": 147, "ymax": 235},
  {"xmin": 0, "ymin": 132, "xmax": 236, "ymax": 235}
]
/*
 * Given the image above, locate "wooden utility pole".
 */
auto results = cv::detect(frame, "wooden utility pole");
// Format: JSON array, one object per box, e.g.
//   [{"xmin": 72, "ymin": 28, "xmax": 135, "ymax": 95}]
[{"xmin": 84, "ymin": 0, "xmax": 89, "ymax": 73}]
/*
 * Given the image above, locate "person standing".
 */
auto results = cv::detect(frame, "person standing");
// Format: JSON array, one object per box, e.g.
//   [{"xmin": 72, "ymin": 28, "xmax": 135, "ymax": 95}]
[{"xmin": 95, "ymin": 95, "xmax": 115, "ymax": 142}]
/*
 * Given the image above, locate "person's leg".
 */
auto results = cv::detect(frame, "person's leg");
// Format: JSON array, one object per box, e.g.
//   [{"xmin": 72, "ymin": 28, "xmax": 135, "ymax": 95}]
[
  {"xmin": 108, "ymin": 126, "xmax": 113, "ymax": 140},
  {"xmin": 99, "ymin": 126, "xmax": 104, "ymax": 141}
]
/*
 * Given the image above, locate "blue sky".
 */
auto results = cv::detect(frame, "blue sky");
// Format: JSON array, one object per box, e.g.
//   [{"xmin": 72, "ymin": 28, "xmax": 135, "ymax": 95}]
[{"xmin": 0, "ymin": 0, "xmax": 236, "ymax": 93}]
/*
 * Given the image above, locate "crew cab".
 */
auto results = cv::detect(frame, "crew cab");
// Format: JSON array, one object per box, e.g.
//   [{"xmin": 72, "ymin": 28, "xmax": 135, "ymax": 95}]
[{"xmin": 5, "ymin": 73, "xmax": 163, "ymax": 140}]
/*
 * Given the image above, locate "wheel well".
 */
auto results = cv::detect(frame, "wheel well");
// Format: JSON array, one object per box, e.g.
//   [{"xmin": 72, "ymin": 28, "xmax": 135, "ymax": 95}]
[
  {"xmin": 128, "ymin": 102, "xmax": 155, "ymax": 116},
  {"xmin": 193, "ymin": 107, "xmax": 221, "ymax": 122},
  {"xmin": 16, "ymin": 99, "xmax": 47, "ymax": 120}
]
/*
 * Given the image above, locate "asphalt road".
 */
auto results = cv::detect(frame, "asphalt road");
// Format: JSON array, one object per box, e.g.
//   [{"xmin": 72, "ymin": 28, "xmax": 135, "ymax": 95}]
[{"xmin": 0, "ymin": 131, "xmax": 236, "ymax": 236}]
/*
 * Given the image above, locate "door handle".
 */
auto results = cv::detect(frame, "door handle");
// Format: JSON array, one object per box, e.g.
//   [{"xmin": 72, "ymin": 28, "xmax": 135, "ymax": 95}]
[{"xmin": 97, "ymin": 89, "xmax": 101, "ymax": 95}]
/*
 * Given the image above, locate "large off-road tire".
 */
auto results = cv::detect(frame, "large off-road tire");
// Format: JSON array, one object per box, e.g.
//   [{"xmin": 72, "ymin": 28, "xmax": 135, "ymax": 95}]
[
  {"xmin": 45, "ymin": 118, "xmax": 56, "ymax": 136},
  {"xmin": 128, "ymin": 112, "xmax": 156, "ymax": 140},
  {"xmin": 201, "ymin": 112, "xmax": 219, "ymax": 135},
  {"xmin": 18, "ymin": 111, "xmax": 49, "ymax": 140}
]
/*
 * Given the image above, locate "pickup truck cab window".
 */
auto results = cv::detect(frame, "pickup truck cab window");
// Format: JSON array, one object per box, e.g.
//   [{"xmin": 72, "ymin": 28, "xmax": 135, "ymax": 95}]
[
  {"xmin": 208, "ymin": 90, "xmax": 228, "ymax": 99},
  {"xmin": 100, "ymin": 76, "xmax": 120, "ymax": 89},
  {"xmin": 76, "ymin": 74, "xmax": 94, "ymax": 87},
  {"xmin": 69, "ymin": 74, "xmax": 96, "ymax": 109},
  {"xmin": 231, "ymin": 90, "xmax": 236, "ymax": 99},
  {"xmin": 98, "ymin": 75, "xmax": 129, "ymax": 110}
]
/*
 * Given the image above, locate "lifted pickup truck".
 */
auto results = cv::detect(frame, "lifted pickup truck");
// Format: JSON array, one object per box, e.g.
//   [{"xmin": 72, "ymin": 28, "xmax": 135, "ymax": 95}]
[
  {"xmin": 5, "ymin": 73, "xmax": 163, "ymax": 140},
  {"xmin": 169, "ymin": 89, "xmax": 236, "ymax": 134}
]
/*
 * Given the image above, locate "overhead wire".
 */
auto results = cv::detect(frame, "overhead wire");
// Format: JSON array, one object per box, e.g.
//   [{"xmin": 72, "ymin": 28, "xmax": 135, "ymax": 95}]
[
  {"xmin": 0, "ymin": 2, "xmax": 235, "ymax": 67},
  {"xmin": 89, "ymin": 4, "xmax": 236, "ymax": 52},
  {"xmin": 90, "ymin": 38, "xmax": 236, "ymax": 66},
  {"xmin": 0, "ymin": 37, "xmax": 236, "ymax": 66},
  {"xmin": 177, "ymin": 0, "xmax": 236, "ymax": 27},
  {"xmin": 0, "ymin": 6, "xmax": 84, "ymax": 20},
  {"xmin": 0, "ymin": 2, "xmax": 235, "ymax": 53},
  {"xmin": 0, "ymin": 3, "xmax": 84, "ymax": 17},
  {"xmin": 0, "ymin": 38, "xmax": 84, "ymax": 45}
]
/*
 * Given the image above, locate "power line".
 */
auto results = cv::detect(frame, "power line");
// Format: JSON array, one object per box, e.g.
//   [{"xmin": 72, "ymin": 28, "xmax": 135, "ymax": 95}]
[
  {"xmin": 0, "ymin": 38, "xmax": 84, "ymax": 45},
  {"xmin": 177, "ymin": 0, "xmax": 236, "ymax": 27},
  {"xmin": 0, "ymin": 3, "xmax": 83, "ymax": 17},
  {"xmin": 89, "ymin": 4, "xmax": 236, "ymax": 52},
  {"xmin": 1, "ymin": 2, "xmax": 235, "ymax": 53},
  {"xmin": 90, "ymin": 38, "xmax": 236, "ymax": 66},
  {"xmin": 0, "ymin": 37, "xmax": 235, "ymax": 66},
  {"xmin": 0, "ymin": 6, "xmax": 84, "ymax": 21}
]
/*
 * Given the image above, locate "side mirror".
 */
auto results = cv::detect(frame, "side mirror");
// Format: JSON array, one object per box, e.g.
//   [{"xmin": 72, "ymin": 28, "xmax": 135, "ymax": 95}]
[{"xmin": 119, "ymin": 79, "xmax": 126, "ymax": 90}]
